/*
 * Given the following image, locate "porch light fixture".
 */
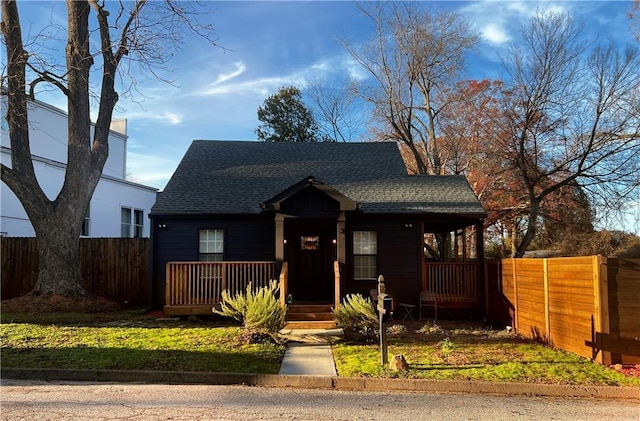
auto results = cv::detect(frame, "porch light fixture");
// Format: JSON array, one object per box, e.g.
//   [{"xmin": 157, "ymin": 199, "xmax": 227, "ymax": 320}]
[
  {"xmin": 332, "ymin": 239, "xmax": 337, "ymax": 244},
  {"xmin": 283, "ymin": 239, "xmax": 287, "ymax": 244}
]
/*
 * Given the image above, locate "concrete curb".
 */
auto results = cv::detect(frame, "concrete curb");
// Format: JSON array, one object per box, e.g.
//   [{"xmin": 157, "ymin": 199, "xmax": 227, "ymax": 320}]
[{"xmin": 3, "ymin": 368, "xmax": 639, "ymax": 400}]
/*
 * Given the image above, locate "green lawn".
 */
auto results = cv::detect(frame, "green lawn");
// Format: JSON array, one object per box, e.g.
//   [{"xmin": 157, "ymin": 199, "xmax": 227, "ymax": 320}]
[
  {"xmin": 0, "ymin": 311, "xmax": 285, "ymax": 374},
  {"xmin": 2, "ymin": 312, "xmax": 638, "ymax": 386},
  {"xmin": 332, "ymin": 322, "xmax": 640, "ymax": 386}
]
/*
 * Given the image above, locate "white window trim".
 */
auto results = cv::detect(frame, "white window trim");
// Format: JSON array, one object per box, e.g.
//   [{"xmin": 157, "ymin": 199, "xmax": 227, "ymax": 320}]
[
  {"xmin": 199, "ymin": 229, "xmax": 225, "ymax": 261},
  {"xmin": 81, "ymin": 205, "xmax": 91, "ymax": 237},
  {"xmin": 353, "ymin": 230, "xmax": 377, "ymax": 280},
  {"xmin": 121, "ymin": 207, "xmax": 144, "ymax": 238}
]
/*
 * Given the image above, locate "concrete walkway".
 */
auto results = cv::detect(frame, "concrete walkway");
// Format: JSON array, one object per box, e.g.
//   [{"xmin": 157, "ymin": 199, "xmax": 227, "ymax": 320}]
[{"xmin": 278, "ymin": 328, "xmax": 342, "ymax": 376}]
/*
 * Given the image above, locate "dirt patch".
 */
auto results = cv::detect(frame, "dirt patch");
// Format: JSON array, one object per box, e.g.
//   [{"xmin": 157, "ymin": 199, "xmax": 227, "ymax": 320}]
[{"xmin": 1, "ymin": 294, "xmax": 121, "ymax": 313}]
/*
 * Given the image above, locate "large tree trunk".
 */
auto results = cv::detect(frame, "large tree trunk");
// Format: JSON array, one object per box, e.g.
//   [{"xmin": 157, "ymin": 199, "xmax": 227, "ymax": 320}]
[{"xmin": 32, "ymin": 209, "xmax": 87, "ymax": 296}]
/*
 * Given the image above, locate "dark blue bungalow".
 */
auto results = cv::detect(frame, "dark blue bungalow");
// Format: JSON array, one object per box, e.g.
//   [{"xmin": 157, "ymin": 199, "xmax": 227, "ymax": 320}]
[{"xmin": 150, "ymin": 140, "xmax": 487, "ymax": 326}]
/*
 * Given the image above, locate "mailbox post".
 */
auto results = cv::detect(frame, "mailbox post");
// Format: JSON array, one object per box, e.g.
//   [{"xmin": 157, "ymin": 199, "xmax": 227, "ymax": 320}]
[{"xmin": 376, "ymin": 275, "xmax": 390, "ymax": 366}]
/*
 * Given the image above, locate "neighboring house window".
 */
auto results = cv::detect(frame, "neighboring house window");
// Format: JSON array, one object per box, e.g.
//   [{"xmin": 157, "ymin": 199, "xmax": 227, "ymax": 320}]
[
  {"xmin": 121, "ymin": 207, "xmax": 144, "ymax": 238},
  {"xmin": 81, "ymin": 206, "xmax": 90, "ymax": 237},
  {"xmin": 353, "ymin": 230, "xmax": 377, "ymax": 280},
  {"xmin": 199, "ymin": 229, "xmax": 224, "ymax": 261}
]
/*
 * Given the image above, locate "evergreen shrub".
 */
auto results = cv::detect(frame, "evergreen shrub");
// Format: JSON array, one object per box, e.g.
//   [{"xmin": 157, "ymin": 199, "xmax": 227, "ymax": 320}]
[
  {"xmin": 333, "ymin": 294, "xmax": 378, "ymax": 342},
  {"xmin": 213, "ymin": 280, "xmax": 287, "ymax": 339}
]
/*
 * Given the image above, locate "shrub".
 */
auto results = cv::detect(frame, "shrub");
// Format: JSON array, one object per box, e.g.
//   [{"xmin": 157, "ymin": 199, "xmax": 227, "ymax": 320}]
[
  {"xmin": 418, "ymin": 322, "xmax": 442, "ymax": 335},
  {"xmin": 333, "ymin": 294, "xmax": 378, "ymax": 342},
  {"xmin": 386, "ymin": 323, "xmax": 408, "ymax": 336},
  {"xmin": 212, "ymin": 280, "xmax": 287, "ymax": 339},
  {"xmin": 439, "ymin": 337, "xmax": 455, "ymax": 360}
]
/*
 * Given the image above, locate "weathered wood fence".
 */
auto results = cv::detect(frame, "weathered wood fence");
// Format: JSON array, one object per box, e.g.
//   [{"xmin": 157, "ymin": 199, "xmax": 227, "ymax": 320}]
[
  {"xmin": 1, "ymin": 237, "xmax": 149, "ymax": 306},
  {"xmin": 486, "ymin": 256, "xmax": 640, "ymax": 365}
]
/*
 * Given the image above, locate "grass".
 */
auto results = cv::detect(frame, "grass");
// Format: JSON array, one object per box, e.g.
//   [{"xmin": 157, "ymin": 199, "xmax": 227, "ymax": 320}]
[
  {"xmin": 0, "ymin": 311, "xmax": 285, "ymax": 374},
  {"xmin": 332, "ymin": 321, "xmax": 640, "ymax": 386},
  {"xmin": 2, "ymin": 313, "xmax": 638, "ymax": 386}
]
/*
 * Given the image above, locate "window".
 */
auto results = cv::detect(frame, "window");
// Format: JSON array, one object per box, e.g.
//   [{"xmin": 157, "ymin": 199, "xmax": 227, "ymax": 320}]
[
  {"xmin": 353, "ymin": 230, "xmax": 377, "ymax": 280},
  {"xmin": 301, "ymin": 236, "xmax": 320, "ymax": 250},
  {"xmin": 81, "ymin": 206, "xmax": 90, "ymax": 237},
  {"xmin": 133, "ymin": 209, "xmax": 144, "ymax": 237},
  {"xmin": 121, "ymin": 207, "xmax": 144, "ymax": 238},
  {"xmin": 199, "ymin": 229, "xmax": 224, "ymax": 261}
]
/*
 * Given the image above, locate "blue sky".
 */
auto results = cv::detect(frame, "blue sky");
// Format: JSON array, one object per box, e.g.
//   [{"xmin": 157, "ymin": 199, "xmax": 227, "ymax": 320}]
[{"xmin": 14, "ymin": 1, "xmax": 640, "ymax": 232}]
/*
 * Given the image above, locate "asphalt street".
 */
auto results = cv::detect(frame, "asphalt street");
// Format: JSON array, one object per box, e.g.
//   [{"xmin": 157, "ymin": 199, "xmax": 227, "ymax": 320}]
[{"xmin": 2, "ymin": 379, "xmax": 639, "ymax": 420}]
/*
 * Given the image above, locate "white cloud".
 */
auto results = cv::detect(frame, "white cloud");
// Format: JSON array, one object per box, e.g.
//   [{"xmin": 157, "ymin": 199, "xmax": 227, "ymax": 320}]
[
  {"xmin": 211, "ymin": 61, "xmax": 247, "ymax": 86},
  {"xmin": 482, "ymin": 23, "xmax": 511, "ymax": 45},
  {"xmin": 198, "ymin": 75, "xmax": 292, "ymax": 97},
  {"xmin": 343, "ymin": 56, "xmax": 370, "ymax": 82},
  {"xmin": 162, "ymin": 112, "xmax": 182, "ymax": 125},
  {"xmin": 119, "ymin": 109, "xmax": 183, "ymax": 126},
  {"xmin": 194, "ymin": 60, "xmax": 281, "ymax": 97},
  {"xmin": 126, "ymin": 151, "xmax": 180, "ymax": 189}
]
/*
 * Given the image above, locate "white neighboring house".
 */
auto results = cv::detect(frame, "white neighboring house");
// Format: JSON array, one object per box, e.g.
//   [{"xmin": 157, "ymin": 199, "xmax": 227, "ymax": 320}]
[{"xmin": 1, "ymin": 95, "xmax": 158, "ymax": 238}]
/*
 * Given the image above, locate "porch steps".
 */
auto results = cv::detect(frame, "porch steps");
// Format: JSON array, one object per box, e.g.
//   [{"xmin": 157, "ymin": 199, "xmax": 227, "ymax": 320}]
[{"xmin": 284, "ymin": 304, "xmax": 336, "ymax": 330}]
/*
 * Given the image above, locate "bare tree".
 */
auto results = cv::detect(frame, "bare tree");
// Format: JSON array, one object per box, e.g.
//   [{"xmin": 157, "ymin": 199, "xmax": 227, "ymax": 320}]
[
  {"xmin": 304, "ymin": 75, "xmax": 364, "ymax": 142},
  {"xmin": 494, "ymin": 11, "xmax": 640, "ymax": 257},
  {"xmin": 341, "ymin": 2, "xmax": 478, "ymax": 174},
  {"xmin": 631, "ymin": 0, "xmax": 640, "ymax": 41},
  {"xmin": 1, "ymin": 0, "xmax": 218, "ymax": 296}
]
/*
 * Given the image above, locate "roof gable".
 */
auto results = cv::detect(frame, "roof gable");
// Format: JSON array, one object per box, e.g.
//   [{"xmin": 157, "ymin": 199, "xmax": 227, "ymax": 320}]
[{"xmin": 261, "ymin": 176, "xmax": 358, "ymax": 212}]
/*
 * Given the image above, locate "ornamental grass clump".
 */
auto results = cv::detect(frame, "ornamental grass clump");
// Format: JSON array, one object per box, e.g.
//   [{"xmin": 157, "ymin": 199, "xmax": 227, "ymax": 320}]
[
  {"xmin": 212, "ymin": 280, "xmax": 287, "ymax": 343},
  {"xmin": 333, "ymin": 294, "xmax": 378, "ymax": 342}
]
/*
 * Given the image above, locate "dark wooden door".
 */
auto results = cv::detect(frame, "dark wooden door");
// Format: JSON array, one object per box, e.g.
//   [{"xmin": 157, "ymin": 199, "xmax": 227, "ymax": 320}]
[{"xmin": 285, "ymin": 219, "xmax": 335, "ymax": 302}]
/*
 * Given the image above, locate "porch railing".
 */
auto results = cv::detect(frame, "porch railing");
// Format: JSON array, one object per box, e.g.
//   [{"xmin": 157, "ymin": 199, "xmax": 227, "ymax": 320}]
[
  {"xmin": 278, "ymin": 262, "xmax": 289, "ymax": 307},
  {"xmin": 165, "ymin": 261, "xmax": 276, "ymax": 308},
  {"xmin": 425, "ymin": 262, "xmax": 480, "ymax": 302}
]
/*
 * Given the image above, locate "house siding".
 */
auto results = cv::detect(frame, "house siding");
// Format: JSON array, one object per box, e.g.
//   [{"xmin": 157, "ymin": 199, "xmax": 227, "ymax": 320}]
[
  {"xmin": 280, "ymin": 187, "xmax": 341, "ymax": 217},
  {"xmin": 346, "ymin": 216, "xmax": 422, "ymax": 308},
  {"xmin": 151, "ymin": 215, "xmax": 274, "ymax": 307}
]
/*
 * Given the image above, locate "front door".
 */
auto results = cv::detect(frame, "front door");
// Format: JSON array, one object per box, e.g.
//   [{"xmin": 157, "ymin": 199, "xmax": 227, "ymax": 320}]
[{"xmin": 285, "ymin": 219, "xmax": 335, "ymax": 302}]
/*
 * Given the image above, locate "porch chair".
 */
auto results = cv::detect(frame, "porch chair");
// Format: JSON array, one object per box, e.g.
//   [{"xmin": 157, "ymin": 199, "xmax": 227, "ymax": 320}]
[{"xmin": 419, "ymin": 291, "xmax": 438, "ymax": 322}]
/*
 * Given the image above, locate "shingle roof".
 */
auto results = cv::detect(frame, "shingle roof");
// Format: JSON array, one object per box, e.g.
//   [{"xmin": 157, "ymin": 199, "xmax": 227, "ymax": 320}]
[{"xmin": 151, "ymin": 140, "xmax": 486, "ymax": 217}]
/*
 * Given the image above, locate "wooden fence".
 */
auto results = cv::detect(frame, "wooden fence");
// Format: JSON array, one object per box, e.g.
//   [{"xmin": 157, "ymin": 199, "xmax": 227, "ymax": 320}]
[
  {"xmin": 486, "ymin": 256, "xmax": 640, "ymax": 365},
  {"xmin": 1, "ymin": 237, "xmax": 149, "ymax": 306}
]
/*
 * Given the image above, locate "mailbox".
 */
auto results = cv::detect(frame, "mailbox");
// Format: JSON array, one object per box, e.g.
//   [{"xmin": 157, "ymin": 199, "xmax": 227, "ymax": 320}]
[{"xmin": 377, "ymin": 292, "xmax": 393, "ymax": 323}]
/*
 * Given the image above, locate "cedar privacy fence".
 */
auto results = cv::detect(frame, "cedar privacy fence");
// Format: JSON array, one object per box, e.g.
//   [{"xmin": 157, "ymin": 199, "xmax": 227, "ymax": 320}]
[
  {"xmin": 1, "ymin": 237, "xmax": 149, "ymax": 306},
  {"xmin": 486, "ymin": 256, "xmax": 640, "ymax": 365}
]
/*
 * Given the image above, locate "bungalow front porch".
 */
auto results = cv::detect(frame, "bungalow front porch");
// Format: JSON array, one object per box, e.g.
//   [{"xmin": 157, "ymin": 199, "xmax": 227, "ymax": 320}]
[{"xmin": 163, "ymin": 260, "xmax": 484, "ymax": 322}]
